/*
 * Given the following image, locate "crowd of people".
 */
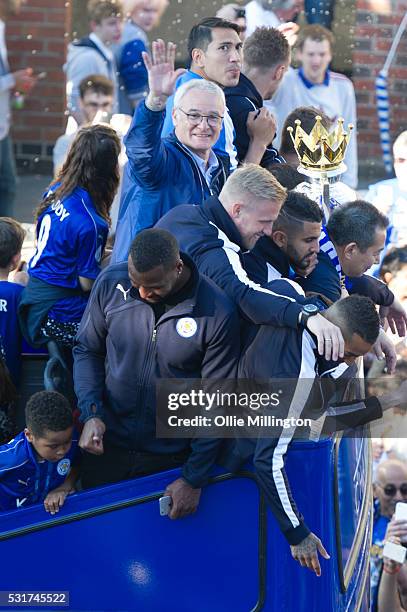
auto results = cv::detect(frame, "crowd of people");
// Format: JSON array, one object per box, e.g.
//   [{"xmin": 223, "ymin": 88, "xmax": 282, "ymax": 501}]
[{"xmin": 0, "ymin": 0, "xmax": 407, "ymax": 606}]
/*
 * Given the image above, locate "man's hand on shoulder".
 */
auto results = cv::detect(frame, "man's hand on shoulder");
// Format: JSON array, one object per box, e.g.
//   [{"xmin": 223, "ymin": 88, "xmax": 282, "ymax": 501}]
[
  {"xmin": 79, "ymin": 417, "xmax": 106, "ymax": 455},
  {"xmin": 164, "ymin": 477, "xmax": 201, "ymax": 519},
  {"xmin": 306, "ymin": 313, "xmax": 345, "ymax": 361},
  {"xmin": 290, "ymin": 532, "xmax": 330, "ymax": 576}
]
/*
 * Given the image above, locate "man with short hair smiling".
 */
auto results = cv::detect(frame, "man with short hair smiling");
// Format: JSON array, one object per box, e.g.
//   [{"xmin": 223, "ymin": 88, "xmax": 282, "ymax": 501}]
[
  {"xmin": 303, "ymin": 200, "xmax": 399, "ymax": 308},
  {"xmin": 64, "ymin": 0, "xmax": 123, "ymax": 123},
  {"xmin": 74, "ymin": 228, "xmax": 240, "ymax": 518},
  {"xmin": 112, "ymin": 39, "xmax": 229, "ymax": 263},
  {"xmin": 269, "ymin": 24, "xmax": 358, "ymax": 188},
  {"xmin": 162, "ymin": 17, "xmax": 273, "ymax": 169}
]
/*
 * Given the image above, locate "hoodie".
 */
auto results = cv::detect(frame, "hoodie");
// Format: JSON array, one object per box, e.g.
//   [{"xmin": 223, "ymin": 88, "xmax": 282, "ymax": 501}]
[
  {"xmin": 63, "ymin": 34, "xmax": 119, "ymax": 116},
  {"xmin": 224, "ymin": 73, "xmax": 284, "ymax": 168}
]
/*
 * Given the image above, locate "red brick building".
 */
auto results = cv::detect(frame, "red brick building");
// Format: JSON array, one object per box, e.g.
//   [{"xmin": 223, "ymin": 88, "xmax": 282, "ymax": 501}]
[
  {"xmin": 5, "ymin": 0, "xmax": 407, "ymax": 180},
  {"xmin": 6, "ymin": 0, "xmax": 70, "ymax": 173},
  {"xmin": 354, "ymin": 0, "xmax": 407, "ymax": 178}
]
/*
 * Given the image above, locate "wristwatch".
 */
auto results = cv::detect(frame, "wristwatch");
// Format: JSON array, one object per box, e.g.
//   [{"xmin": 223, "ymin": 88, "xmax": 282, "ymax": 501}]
[{"xmin": 299, "ymin": 304, "xmax": 319, "ymax": 327}]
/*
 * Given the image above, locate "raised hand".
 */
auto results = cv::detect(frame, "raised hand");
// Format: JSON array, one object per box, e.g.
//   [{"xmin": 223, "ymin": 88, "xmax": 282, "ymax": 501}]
[{"xmin": 142, "ymin": 39, "xmax": 186, "ymax": 100}]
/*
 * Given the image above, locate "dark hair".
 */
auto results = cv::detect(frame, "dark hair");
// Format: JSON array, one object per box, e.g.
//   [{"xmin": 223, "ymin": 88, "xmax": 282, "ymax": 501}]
[
  {"xmin": 327, "ymin": 200, "xmax": 389, "ymax": 252},
  {"xmin": 36, "ymin": 124, "xmax": 121, "ymax": 225},
  {"xmin": 273, "ymin": 191, "xmax": 323, "ymax": 233},
  {"xmin": 296, "ymin": 24, "xmax": 335, "ymax": 52},
  {"xmin": 267, "ymin": 164, "xmax": 304, "ymax": 189},
  {"xmin": 79, "ymin": 74, "xmax": 114, "ymax": 99},
  {"xmin": 129, "ymin": 229, "xmax": 180, "ymax": 273},
  {"xmin": 0, "ymin": 217, "xmax": 25, "ymax": 268},
  {"xmin": 0, "ymin": 354, "xmax": 16, "ymax": 406},
  {"xmin": 188, "ymin": 17, "xmax": 241, "ymax": 61},
  {"xmin": 0, "ymin": 409, "xmax": 15, "ymax": 446},
  {"xmin": 25, "ymin": 391, "xmax": 73, "ymax": 438},
  {"xmin": 334, "ymin": 295, "xmax": 380, "ymax": 345},
  {"xmin": 243, "ymin": 27, "xmax": 290, "ymax": 69},
  {"xmin": 280, "ymin": 107, "xmax": 332, "ymax": 156},
  {"xmin": 379, "ymin": 247, "xmax": 407, "ymax": 280}
]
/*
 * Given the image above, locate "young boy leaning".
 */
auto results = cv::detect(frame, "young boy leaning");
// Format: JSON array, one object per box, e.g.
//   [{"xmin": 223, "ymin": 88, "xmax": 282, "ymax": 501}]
[{"xmin": 0, "ymin": 391, "xmax": 80, "ymax": 515}]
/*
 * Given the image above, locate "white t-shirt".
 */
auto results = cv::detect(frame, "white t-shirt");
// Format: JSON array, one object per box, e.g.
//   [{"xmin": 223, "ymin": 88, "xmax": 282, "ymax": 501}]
[{"xmin": 245, "ymin": 1, "xmax": 281, "ymax": 36}]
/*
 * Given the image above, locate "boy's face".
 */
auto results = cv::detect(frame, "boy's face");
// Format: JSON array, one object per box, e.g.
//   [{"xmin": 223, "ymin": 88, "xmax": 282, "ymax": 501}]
[
  {"xmin": 131, "ymin": 0, "xmax": 161, "ymax": 32},
  {"xmin": 92, "ymin": 15, "xmax": 122, "ymax": 45},
  {"xmin": 80, "ymin": 90, "xmax": 114, "ymax": 124},
  {"xmin": 25, "ymin": 426, "xmax": 73, "ymax": 463},
  {"xmin": 297, "ymin": 38, "xmax": 332, "ymax": 85}
]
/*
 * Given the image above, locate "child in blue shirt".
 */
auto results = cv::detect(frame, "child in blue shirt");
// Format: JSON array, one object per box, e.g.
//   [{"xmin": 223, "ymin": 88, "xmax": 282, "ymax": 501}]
[
  {"xmin": 20, "ymin": 124, "xmax": 121, "ymax": 348},
  {"xmin": 0, "ymin": 217, "xmax": 26, "ymax": 386},
  {"xmin": 0, "ymin": 390, "xmax": 80, "ymax": 514}
]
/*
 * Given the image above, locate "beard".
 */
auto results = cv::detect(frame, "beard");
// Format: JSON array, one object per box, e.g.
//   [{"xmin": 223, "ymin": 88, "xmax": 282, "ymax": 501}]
[{"xmin": 287, "ymin": 244, "xmax": 314, "ymax": 270}]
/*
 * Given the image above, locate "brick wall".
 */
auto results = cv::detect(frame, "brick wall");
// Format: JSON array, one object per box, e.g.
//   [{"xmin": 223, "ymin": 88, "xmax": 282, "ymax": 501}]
[
  {"xmin": 353, "ymin": 0, "xmax": 407, "ymax": 180},
  {"xmin": 6, "ymin": 0, "xmax": 71, "ymax": 172},
  {"xmin": 5, "ymin": 1, "xmax": 406, "ymax": 180}
]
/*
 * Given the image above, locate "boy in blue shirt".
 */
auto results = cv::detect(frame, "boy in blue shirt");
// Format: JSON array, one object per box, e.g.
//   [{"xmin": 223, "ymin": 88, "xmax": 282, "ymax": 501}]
[
  {"xmin": 0, "ymin": 391, "xmax": 80, "ymax": 514},
  {"xmin": 0, "ymin": 217, "xmax": 26, "ymax": 386}
]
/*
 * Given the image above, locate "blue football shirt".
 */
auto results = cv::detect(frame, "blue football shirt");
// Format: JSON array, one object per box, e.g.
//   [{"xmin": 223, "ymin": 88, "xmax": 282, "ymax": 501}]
[
  {"xmin": 0, "ymin": 281, "xmax": 24, "ymax": 385},
  {"xmin": 28, "ymin": 186, "xmax": 108, "ymax": 322}
]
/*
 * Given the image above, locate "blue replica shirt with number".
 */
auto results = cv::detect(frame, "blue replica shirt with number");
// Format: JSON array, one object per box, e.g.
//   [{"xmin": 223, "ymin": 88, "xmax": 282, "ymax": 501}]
[
  {"xmin": 0, "ymin": 431, "xmax": 80, "ymax": 512},
  {"xmin": 28, "ymin": 186, "xmax": 108, "ymax": 322},
  {"xmin": 0, "ymin": 281, "xmax": 24, "ymax": 385}
]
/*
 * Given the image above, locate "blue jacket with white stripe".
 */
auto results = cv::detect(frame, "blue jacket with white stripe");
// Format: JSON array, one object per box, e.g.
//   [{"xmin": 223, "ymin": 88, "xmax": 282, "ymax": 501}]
[
  {"xmin": 156, "ymin": 196, "xmax": 306, "ymax": 329},
  {"xmin": 221, "ymin": 280, "xmax": 382, "ymax": 545},
  {"xmin": 0, "ymin": 431, "xmax": 79, "ymax": 512}
]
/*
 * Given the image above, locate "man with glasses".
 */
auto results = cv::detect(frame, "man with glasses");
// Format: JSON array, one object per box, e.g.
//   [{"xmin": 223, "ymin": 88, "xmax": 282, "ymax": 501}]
[
  {"xmin": 112, "ymin": 39, "xmax": 229, "ymax": 263},
  {"xmin": 371, "ymin": 459, "xmax": 407, "ymax": 611},
  {"xmin": 161, "ymin": 17, "xmax": 275, "ymax": 171}
]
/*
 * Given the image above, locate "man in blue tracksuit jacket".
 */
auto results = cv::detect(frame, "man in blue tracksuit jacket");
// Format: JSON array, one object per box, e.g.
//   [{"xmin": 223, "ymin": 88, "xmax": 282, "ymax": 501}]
[
  {"xmin": 244, "ymin": 195, "xmax": 396, "ymax": 308},
  {"xmin": 74, "ymin": 229, "xmax": 240, "ymax": 519},
  {"xmin": 157, "ymin": 164, "xmax": 346, "ymax": 360},
  {"xmin": 112, "ymin": 39, "xmax": 229, "ymax": 264},
  {"xmin": 227, "ymin": 285, "xmax": 407, "ymax": 576}
]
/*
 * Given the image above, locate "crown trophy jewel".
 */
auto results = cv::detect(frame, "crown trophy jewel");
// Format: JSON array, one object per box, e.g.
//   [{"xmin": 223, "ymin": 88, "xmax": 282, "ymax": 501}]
[
  {"xmin": 290, "ymin": 115, "xmax": 357, "ymax": 221},
  {"xmin": 287, "ymin": 115, "xmax": 354, "ymax": 176}
]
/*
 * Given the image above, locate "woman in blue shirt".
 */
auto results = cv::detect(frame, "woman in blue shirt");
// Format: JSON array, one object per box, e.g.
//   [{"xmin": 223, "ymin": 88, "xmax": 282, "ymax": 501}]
[{"xmin": 20, "ymin": 124, "xmax": 121, "ymax": 348}]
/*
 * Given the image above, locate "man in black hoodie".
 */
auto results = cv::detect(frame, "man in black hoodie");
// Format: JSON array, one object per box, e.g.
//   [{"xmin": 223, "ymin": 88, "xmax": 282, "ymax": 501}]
[{"xmin": 225, "ymin": 26, "xmax": 291, "ymax": 167}]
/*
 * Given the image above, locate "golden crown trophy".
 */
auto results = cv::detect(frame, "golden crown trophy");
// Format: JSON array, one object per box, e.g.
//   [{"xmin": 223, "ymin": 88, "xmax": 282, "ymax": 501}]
[{"xmin": 288, "ymin": 116, "xmax": 357, "ymax": 222}]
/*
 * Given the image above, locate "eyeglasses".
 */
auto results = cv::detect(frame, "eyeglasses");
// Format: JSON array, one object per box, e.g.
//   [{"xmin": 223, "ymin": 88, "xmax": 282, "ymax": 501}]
[
  {"xmin": 177, "ymin": 108, "xmax": 224, "ymax": 128},
  {"xmin": 234, "ymin": 8, "xmax": 246, "ymax": 18},
  {"xmin": 379, "ymin": 483, "xmax": 407, "ymax": 497}
]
